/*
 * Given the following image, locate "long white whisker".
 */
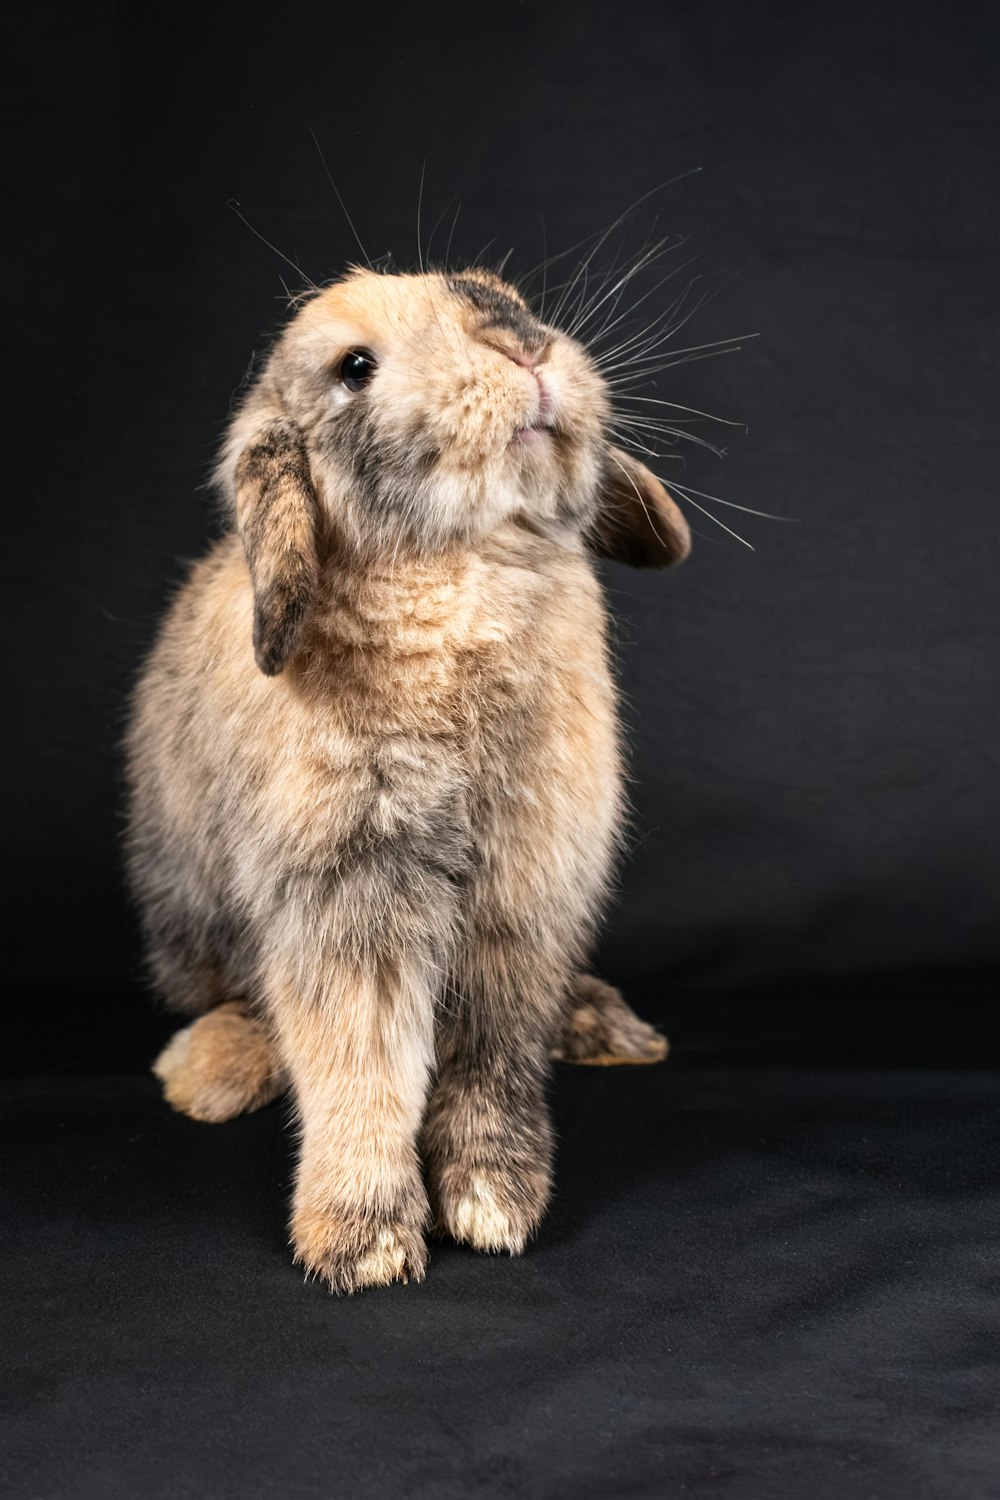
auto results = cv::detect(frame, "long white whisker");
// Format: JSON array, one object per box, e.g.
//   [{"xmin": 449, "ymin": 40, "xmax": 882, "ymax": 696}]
[
  {"xmin": 562, "ymin": 226, "xmax": 679, "ymax": 337},
  {"xmin": 615, "ymin": 393, "xmax": 746, "ymax": 427},
  {"xmin": 550, "ymin": 210, "xmax": 674, "ymax": 330},
  {"xmin": 665, "ymin": 485, "xmax": 755, "ymax": 548},
  {"xmin": 470, "ymin": 235, "xmax": 497, "ymax": 268},
  {"xmin": 538, "ymin": 212, "xmax": 549, "ymax": 322},
  {"xmin": 560, "ymin": 224, "xmax": 663, "ymax": 331},
  {"xmin": 604, "ymin": 340, "xmax": 754, "ymax": 383},
  {"xmin": 607, "ymin": 428, "xmax": 664, "ymax": 461},
  {"xmin": 569, "ymin": 239, "xmax": 691, "ymax": 342},
  {"xmin": 586, "ymin": 268, "xmax": 701, "ymax": 361},
  {"xmin": 603, "ymin": 270, "xmax": 736, "ymax": 362},
  {"xmin": 611, "ymin": 416, "xmax": 728, "ymax": 457},
  {"xmin": 592, "ymin": 280, "xmax": 713, "ymax": 368},
  {"xmin": 416, "ymin": 158, "xmax": 427, "ymax": 273},
  {"xmin": 599, "ymin": 329, "xmax": 758, "ymax": 378},
  {"xmin": 425, "ymin": 194, "xmax": 459, "ymax": 269},
  {"xmin": 605, "ymin": 448, "xmax": 672, "ymax": 551},
  {"xmin": 668, "ymin": 481, "xmax": 798, "ymax": 522},
  {"xmin": 444, "ymin": 200, "xmax": 462, "ymax": 271},
  {"xmin": 226, "ymin": 200, "xmax": 320, "ymax": 290},
  {"xmin": 519, "ymin": 170, "xmax": 703, "ymax": 291},
  {"xmin": 307, "ymin": 128, "xmax": 372, "ymax": 270}
]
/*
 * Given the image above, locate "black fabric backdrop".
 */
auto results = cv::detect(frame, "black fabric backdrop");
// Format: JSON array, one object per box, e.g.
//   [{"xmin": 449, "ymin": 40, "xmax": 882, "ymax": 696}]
[{"xmin": 3, "ymin": 1, "xmax": 999, "ymax": 1496}]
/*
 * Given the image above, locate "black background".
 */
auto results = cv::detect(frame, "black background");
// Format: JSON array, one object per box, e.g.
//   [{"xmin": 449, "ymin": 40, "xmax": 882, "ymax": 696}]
[
  {"xmin": 5, "ymin": 2, "xmax": 1000, "ymax": 1496},
  {"xmin": 8, "ymin": 0, "xmax": 999, "ymax": 1017}
]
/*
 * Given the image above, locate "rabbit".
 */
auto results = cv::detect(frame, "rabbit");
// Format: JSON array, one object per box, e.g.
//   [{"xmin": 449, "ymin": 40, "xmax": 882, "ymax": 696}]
[{"xmin": 124, "ymin": 264, "xmax": 690, "ymax": 1293}]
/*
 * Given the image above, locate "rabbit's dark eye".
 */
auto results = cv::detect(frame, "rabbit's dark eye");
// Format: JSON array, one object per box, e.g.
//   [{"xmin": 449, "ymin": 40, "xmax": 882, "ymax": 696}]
[{"xmin": 339, "ymin": 350, "xmax": 377, "ymax": 392}]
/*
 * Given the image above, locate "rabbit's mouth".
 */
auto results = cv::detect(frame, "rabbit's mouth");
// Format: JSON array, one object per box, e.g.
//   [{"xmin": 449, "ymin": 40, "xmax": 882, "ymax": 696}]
[
  {"xmin": 513, "ymin": 369, "xmax": 559, "ymax": 445},
  {"xmin": 513, "ymin": 423, "xmax": 554, "ymax": 447}
]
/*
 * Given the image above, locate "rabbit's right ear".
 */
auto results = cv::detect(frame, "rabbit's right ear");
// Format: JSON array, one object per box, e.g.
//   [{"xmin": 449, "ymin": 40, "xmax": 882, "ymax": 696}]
[
  {"xmin": 232, "ymin": 418, "xmax": 319, "ymax": 676},
  {"xmin": 585, "ymin": 447, "xmax": 691, "ymax": 569}
]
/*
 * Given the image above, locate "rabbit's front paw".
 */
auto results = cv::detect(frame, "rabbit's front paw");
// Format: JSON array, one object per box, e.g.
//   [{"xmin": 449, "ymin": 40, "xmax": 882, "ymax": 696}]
[
  {"xmin": 291, "ymin": 1202, "xmax": 428, "ymax": 1294},
  {"xmin": 431, "ymin": 1158, "xmax": 551, "ymax": 1255}
]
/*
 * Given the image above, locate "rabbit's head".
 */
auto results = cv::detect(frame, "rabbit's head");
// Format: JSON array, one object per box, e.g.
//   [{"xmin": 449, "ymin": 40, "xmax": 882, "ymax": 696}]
[{"xmin": 218, "ymin": 267, "xmax": 690, "ymax": 674}]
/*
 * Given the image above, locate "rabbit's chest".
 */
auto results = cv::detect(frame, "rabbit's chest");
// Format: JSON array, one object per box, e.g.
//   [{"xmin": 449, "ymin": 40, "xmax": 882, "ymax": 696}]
[
  {"xmin": 359, "ymin": 553, "xmax": 621, "ymax": 899},
  {"xmin": 298, "ymin": 551, "xmax": 619, "ymax": 877},
  {"xmin": 328, "ymin": 551, "xmax": 612, "ymax": 750},
  {"xmin": 462, "ymin": 566, "xmax": 623, "ymax": 887}
]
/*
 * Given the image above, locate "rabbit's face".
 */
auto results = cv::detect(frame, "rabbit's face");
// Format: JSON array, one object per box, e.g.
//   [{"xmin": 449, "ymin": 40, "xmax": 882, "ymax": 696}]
[
  {"xmin": 224, "ymin": 265, "xmax": 690, "ymax": 674},
  {"xmin": 272, "ymin": 268, "xmax": 610, "ymax": 554}
]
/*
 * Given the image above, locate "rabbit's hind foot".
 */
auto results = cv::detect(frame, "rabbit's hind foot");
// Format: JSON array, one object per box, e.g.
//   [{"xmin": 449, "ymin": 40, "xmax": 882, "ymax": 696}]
[
  {"xmin": 153, "ymin": 1001, "xmax": 286, "ymax": 1122},
  {"xmin": 555, "ymin": 975, "xmax": 669, "ymax": 1066}
]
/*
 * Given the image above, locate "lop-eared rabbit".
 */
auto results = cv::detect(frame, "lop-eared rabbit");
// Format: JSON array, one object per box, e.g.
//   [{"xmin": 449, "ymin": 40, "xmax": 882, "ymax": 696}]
[{"xmin": 126, "ymin": 266, "xmax": 689, "ymax": 1292}]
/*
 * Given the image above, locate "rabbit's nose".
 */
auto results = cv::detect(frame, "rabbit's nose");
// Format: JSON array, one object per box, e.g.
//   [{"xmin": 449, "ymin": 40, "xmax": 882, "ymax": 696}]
[
  {"xmin": 504, "ymin": 345, "xmax": 541, "ymax": 370},
  {"xmin": 480, "ymin": 328, "xmax": 552, "ymax": 369}
]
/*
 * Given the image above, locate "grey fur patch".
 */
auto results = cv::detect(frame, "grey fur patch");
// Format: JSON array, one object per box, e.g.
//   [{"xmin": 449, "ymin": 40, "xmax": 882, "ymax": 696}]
[
  {"xmin": 448, "ymin": 276, "xmax": 548, "ymax": 354},
  {"xmin": 235, "ymin": 419, "xmax": 319, "ymax": 674}
]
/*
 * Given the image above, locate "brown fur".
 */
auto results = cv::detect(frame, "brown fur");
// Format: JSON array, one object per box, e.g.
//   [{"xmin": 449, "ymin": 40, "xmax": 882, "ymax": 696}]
[
  {"xmin": 555, "ymin": 975, "xmax": 669, "ymax": 1065},
  {"xmin": 152, "ymin": 975, "xmax": 669, "ymax": 1126},
  {"xmin": 126, "ymin": 266, "xmax": 688, "ymax": 1292}
]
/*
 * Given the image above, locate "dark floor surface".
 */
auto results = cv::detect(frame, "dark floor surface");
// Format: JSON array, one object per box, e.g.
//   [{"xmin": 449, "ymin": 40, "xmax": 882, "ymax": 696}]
[{"xmin": 4, "ymin": 979, "xmax": 1000, "ymax": 1499}]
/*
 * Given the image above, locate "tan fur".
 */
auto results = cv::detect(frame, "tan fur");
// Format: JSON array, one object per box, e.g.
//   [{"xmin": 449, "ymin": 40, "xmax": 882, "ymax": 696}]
[
  {"xmin": 126, "ymin": 266, "xmax": 687, "ymax": 1292},
  {"xmin": 153, "ymin": 1001, "xmax": 285, "ymax": 1121},
  {"xmin": 154, "ymin": 974, "xmax": 668, "ymax": 1116}
]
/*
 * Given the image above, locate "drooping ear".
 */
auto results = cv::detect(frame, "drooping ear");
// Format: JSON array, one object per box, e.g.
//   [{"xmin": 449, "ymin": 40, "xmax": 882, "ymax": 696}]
[
  {"xmin": 585, "ymin": 447, "xmax": 691, "ymax": 568},
  {"xmin": 233, "ymin": 417, "xmax": 320, "ymax": 675}
]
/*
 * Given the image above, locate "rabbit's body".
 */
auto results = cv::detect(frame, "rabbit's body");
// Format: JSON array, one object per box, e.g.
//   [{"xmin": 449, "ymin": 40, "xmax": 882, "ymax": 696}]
[
  {"xmin": 126, "ymin": 266, "xmax": 688, "ymax": 1291},
  {"xmin": 129, "ymin": 521, "xmax": 619, "ymax": 1014}
]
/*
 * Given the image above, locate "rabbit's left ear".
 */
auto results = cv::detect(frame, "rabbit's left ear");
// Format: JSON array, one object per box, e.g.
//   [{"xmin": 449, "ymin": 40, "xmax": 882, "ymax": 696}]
[
  {"xmin": 233, "ymin": 417, "xmax": 320, "ymax": 676},
  {"xmin": 585, "ymin": 447, "xmax": 691, "ymax": 568}
]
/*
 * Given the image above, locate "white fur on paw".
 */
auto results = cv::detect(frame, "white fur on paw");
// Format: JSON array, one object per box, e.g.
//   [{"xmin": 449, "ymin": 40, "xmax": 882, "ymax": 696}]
[
  {"xmin": 151, "ymin": 1022, "xmax": 253, "ymax": 1123},
  {"xmin": 352, "ymin": 1227, "xmax": 412, "ymax": 1286},
  {"xmin": 292, "ymin": 1210, "xmax": 428, "ymax": 1293},
  {"xmin": 449, "ymin": 1174, "xmax": 526, "ymax": 1255},
  {"xmin": 152, "ymin": 1026, "xmax": 192, "ymax": 1086}
]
